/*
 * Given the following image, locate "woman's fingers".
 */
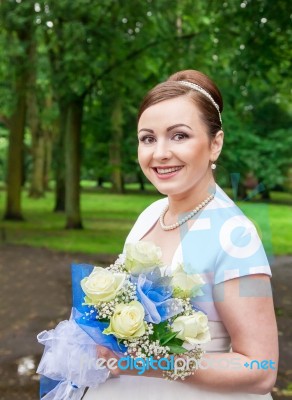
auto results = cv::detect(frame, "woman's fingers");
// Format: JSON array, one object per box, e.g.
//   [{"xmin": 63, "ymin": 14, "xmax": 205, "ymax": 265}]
[
  {"xmin": 96, "ymin": 345, "xmax": 121, "ymax": 376},
  {"xmin": 96, "ymin": 344, "xmax": 108, "ymax": 359}
]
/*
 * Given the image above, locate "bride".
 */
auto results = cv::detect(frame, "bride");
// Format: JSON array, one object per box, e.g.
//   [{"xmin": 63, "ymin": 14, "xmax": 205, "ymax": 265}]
[{"xmin": 83, "ymin": 69, "xmax": 278, "ymax": 399}]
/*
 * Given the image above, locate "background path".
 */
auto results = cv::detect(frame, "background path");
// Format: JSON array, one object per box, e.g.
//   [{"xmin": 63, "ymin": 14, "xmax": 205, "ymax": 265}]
[{"xmin": 0, "ymin": 244, "xmax": 291, "ymax": 399}]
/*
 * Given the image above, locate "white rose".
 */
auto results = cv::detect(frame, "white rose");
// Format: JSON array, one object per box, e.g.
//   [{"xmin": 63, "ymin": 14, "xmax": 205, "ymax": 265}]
[
  {"xmin": 172, "ymin": 312, "xmax": 211, "ymax": 345},
  {"xmin": 81, "ymin": 267, "xmax": 126, "ymax": 305},
  {"xmin": 124, "ymin": 241, "xmax": 163, "ymax": 273},
  {"xmin": 103, "ymin": 301, "xmax": 146, "ymax": 339},
  {"xmin": 172, "ymin": 264, "xmax": 205, "ymax": 299}
]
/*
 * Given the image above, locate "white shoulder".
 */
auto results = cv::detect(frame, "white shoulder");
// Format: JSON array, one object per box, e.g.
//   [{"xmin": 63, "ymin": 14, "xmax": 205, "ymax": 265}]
[
  {"xmin": 123, "ymin": 197, "xmax": 167, "ymax": 251},
  {"xmin": 136, "ymin": 197, "xmax": 168, "ymax": 220}
]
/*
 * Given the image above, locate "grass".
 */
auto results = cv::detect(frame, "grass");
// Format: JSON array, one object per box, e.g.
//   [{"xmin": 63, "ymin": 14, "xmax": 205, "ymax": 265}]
[
  {"xmin": 0, "ymin": 190, "xmax": 161, "ymax": 254},
  {"xmin": 0, "ymin": 187, "xmax": 291, "ymax": 256}
]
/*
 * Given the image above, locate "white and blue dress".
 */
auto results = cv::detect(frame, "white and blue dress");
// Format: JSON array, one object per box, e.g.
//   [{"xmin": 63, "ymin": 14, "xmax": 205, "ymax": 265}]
[{"xmin": 83, "ymin": 184, "xmax": 274, "ymax": 400}]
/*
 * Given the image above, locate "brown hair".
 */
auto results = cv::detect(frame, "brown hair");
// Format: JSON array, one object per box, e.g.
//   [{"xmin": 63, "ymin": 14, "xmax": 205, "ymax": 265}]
[{"xmin": 138, "ymin": 70, "xmax": 223, "ymax": 140}]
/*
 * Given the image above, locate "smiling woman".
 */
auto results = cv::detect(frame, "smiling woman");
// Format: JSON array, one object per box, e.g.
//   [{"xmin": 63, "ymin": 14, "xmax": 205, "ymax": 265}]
[
  {"xmin": 83, "ymin": 70, "xmax": 278, "ymax": 400},
  {"xmin": 137, "ymin": 96, "xmax": 222, "ymax": 202}
]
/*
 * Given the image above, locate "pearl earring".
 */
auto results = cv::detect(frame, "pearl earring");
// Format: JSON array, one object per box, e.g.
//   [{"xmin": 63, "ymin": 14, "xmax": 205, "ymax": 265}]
[{"xmin": 211, "ymin": 162, "xmax": 216, "ymax": 170}]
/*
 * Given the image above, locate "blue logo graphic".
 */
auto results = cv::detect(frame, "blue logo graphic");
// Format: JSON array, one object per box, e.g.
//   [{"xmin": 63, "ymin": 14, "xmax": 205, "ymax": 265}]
[{"xmin": 244, "ymin": 360, "xmax": 276, "ymax": 370}]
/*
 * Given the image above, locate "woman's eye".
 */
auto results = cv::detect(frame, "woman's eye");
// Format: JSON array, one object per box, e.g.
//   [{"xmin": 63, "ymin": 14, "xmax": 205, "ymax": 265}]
[
  {"xmin": 172, "ymin": 133, "xmax": 189, "ymax": 141},
  {"xmin": 139, "ymin": 135, "xmax": 156, "ymax": 144}
]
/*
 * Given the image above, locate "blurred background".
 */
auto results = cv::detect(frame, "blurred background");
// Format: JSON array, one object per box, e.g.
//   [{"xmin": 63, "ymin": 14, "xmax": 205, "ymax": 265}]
[{"xmin": 0, "ymin": 0, "xmax": 291, "ymax": 399}]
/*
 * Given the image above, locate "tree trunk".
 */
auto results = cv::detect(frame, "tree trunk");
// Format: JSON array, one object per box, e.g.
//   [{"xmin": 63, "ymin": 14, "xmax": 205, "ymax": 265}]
[
  {"xmin": 4, "ymin": 75, "xmax": 26, "ymax": 220},
  {"xmin": 53, "ymin": 103, "xmax": 67, "ymax": 212},
  {"xmin": 27, "ymin": 36, "xmax": 45, "ymax": 198},
  {"xmin": 137, "ymin": 170, "xmax": 145, "ymax": 191},
  {"xmin": 97, "ymin": 177, "xmax": 104, "ymax": 188},
  {"xmin": 109, "ymin": 97, "xmax": 124, "ymax": 193},
  {"xmin": 43, "ymin": 129, "xmax": 53, "ymax": 191},
  {"xmin": 65, "ymin": 98, "xmax": 83, "ymax": 229},
  {"xmin": 29, "ymin": 133, "xmax": 46, "ymax": 198},
  {"xmin": 2, "ymin": 0, "xmax": 34, "ymax": 220},
  {"xmin": 261, "ymin": 188, "xmax": 271, "ymax": 201},
  {"xmin": 43, "ymin": 94, "xmax": 56, "ymax": 191}
]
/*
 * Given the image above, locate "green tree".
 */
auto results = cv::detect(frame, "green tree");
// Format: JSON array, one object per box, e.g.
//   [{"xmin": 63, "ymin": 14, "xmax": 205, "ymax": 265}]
[{"xmin": 0, "ymin": 0, "xmax": 36, "ymax": 220}]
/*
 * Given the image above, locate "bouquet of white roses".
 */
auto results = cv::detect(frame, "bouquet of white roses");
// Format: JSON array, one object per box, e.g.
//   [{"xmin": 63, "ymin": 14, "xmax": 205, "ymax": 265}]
[{"xmin": 37, "ymin": 241, "xmax": 210, "ymax": 399}]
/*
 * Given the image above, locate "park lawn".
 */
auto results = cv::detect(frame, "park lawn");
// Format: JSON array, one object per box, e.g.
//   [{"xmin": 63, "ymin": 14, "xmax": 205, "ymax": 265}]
[
  {"xmin": 0, "ymin": 190, "xmax": 291, "ymax": 256},
  {"xmin": 0, "ymin": 191, "xmax": 161, "ymax": 254}
]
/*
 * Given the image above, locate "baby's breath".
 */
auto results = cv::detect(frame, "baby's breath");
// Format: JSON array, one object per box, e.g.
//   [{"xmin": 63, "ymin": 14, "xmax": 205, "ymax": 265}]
[
  {"xmin": 162, "ymin": 348, "xmax": 205, "ymax": 380},
  {"xmin": 108, "ymin": 253, "xmax": 126, "ymax": 273},
  {"xmin": 91, "ymin": 255, "xmax": 206, "ymax": 381},
  {"xmin": 95, "ymin": 278, "xmax": 137, "ymax": 320}
]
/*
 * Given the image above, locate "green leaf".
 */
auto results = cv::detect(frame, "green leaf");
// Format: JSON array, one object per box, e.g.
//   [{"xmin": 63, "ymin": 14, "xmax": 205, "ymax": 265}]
[
  {"xmin": 167, "ymin": 343, "xmax": 187, "ymax": 354},
  {"xmin": 159, "ymin": 331, "xmax": 178, "ymax": 345},
  {"xmin": 152, "ymin": 321, "xmax": 168, "ymax": 338},
  {"xmin": 97, "ymin": 318, "xmax": 110, "ymax": 323},
  {"xmin": 164, "ymin": 337, "xmax": 187, "ymax": 354}
]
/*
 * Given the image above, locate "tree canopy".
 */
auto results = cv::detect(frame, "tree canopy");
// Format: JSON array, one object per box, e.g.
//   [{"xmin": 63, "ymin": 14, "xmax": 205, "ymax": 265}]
[{"xmin": 0, "ymin": 0, "xmax": 291, "ymax": 225}]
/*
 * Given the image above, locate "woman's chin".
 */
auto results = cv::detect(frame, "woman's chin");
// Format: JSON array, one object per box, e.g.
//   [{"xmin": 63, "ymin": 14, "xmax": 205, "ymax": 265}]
[{"xmin": 153, "ymin": 184, "xmax": 185, "ymax": 197}]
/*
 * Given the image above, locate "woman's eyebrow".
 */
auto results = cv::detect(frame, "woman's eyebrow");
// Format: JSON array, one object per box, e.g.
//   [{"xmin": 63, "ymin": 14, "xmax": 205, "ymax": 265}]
[
  {"xmin": 138, "ymin": 128, "xmax": 154, "ymax": 134},
  {"xmin": 167, "ymin": 123, "xmax": 192, "ymax": 131},
  {"xmin": 138, "ymin": 124, "xmax": 192, "ymax": 134}
]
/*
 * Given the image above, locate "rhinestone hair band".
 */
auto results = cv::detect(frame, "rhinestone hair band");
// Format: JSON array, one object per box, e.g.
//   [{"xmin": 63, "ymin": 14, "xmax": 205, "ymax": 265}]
[{"xmin": 178, "ymin": 80, "xmax": 222, "ymax": 125}]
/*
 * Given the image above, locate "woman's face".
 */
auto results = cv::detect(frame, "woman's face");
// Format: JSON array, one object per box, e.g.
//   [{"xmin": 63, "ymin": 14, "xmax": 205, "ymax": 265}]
[{"xmin": 137, "ymin": 96, "xmax": 221, "ymax": 198}]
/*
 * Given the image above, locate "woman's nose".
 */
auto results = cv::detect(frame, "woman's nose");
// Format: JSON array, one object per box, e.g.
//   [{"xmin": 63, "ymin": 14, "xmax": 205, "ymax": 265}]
[{"xmin": 152, "ymin": 140, "xmax": 172, "ymax": 160}]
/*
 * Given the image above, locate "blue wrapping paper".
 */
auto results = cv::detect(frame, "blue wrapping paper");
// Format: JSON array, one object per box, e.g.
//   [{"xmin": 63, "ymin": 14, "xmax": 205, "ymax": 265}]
[{"xmin": 37, "ymin": 264, "xmax": 126, "ymax": 399}]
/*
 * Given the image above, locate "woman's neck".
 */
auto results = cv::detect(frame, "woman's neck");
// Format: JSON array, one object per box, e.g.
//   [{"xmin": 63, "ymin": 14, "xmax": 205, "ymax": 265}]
[{"xmin": 166, "ymin": 178, "xmax": 216, "ymax": 218}]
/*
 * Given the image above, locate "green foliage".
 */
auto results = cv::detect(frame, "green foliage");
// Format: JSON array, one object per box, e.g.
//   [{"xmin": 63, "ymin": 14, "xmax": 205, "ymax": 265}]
[
  {"xmin": 0, "ymin": 0, "xmax": 291, "ymax": 219},
  {"xmin": 0, "ymin": 0, "xmax": 37, "ymax": 115},
  {"xmin": 149, "ymin": 320, "xmax": 186, "ymax": 353}
]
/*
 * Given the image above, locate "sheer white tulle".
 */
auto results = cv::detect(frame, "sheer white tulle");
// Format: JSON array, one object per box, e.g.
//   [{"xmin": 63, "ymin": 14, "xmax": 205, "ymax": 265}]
[{"xmin": 37, "ymin": 318, "xmax": 110, "ymax": 399}]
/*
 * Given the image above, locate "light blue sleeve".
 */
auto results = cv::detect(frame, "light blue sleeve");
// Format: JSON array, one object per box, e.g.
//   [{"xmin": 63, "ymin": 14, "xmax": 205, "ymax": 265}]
[{"xmin": 214, "ymin": 215, "xmax": 272, "ymax": 285}]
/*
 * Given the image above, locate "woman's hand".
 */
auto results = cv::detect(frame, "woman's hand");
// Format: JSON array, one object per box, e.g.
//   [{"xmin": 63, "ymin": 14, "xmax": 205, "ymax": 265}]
[
  {"xmin": 96, "ymin": 345, "xmax": 159, "ymax": 378},
  {"xmin": 96, "ymin": 345, "xmax": 123, "ymax": 377}
]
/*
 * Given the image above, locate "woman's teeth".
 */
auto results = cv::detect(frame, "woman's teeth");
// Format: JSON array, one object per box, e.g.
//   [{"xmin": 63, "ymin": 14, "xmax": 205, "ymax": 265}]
[{"xmin": 156, "ymin": 166, "xmax": 183, "ymax": 174}]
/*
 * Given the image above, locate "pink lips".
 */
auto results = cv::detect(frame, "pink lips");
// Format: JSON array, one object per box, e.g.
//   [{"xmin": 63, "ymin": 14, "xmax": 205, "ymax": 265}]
[{"xmin": 152, "ymin": 166, "xmax": 184, "ymax": 180}]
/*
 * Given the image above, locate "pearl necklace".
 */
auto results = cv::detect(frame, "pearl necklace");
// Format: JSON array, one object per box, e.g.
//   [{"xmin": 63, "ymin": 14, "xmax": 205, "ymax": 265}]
[{"xmin": 159, "ymin": 193, "xmax": 215, "ymax": 231}]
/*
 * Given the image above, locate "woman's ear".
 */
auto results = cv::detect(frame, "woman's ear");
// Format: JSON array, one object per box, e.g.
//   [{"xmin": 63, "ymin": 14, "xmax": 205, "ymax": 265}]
[{"xmin": 211, "ymin": 130, "xmax": 224, "ymax": 161}]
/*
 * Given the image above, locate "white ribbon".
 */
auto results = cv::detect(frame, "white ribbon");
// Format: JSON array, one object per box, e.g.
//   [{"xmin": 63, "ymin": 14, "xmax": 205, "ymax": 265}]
[
  {"xmin": 37, "ymin": 319, "xmax": 110, "ymax": 399},
  {"xmin": 41, "ymin": 380, "xmax": 86, "ymax": 400}
]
